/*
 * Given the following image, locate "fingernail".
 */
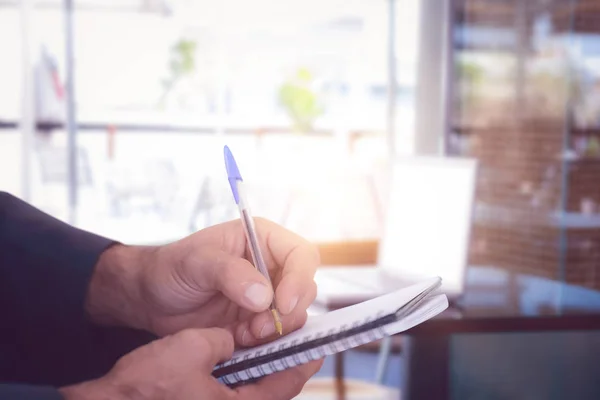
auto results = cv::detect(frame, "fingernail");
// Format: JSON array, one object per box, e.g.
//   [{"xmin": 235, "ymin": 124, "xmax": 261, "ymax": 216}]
[
  {"xmin": 241, "ymin": 328, "xmax": 250, "ymax": 346},
  {"xmin": 286, "ymin": 296, "xmax": 299, "ymax": 314},
  {"xmin": 244, "ymin": 283, "xmax": 270, "ymax": 308},
  {"xmin": 260, "ymin": 321, "xmax": 276, "ymax": 338}
]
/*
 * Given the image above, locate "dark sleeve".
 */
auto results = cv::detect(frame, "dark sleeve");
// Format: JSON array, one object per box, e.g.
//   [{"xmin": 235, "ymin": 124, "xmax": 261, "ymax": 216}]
[
  {"xmin": 0, "ymin": 192, "xmax": 156, "ymax": 390},
  {"xmin": 0, "ymin": 384, "xmax": 62, "ymax": 400}
]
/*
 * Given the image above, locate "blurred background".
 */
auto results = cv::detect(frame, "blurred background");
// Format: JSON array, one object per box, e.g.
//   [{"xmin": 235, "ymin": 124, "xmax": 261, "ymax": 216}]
[
  {"xmin": 0, "ymin": 0, "xmax": 421, "ymax": 244},
  {"xmin": 3, "ymin": 0, "xmax": 600, "ymax": 399}
]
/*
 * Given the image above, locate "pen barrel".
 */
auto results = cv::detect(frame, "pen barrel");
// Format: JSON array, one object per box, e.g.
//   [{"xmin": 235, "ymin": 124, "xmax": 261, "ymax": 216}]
[
  {"xmin": 235, "ymin": 179, "xmax": 282, "ymax": 334},
  {"xmin": 237, "ymin": 182, "xmax": 272, "ymax": 282}
]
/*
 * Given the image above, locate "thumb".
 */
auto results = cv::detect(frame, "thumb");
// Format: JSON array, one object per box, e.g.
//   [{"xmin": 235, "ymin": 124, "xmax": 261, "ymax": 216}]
[
  {"xmin": 182, "ymin": 248, "xmax": 274, "ymax": 312},
  {"xmin": 194, "ymin": 328, "xmax": 235, "ymax": 371},
  {"xmin": 170, "ymin": 328, "xmax": 234, "ymax": 373}
]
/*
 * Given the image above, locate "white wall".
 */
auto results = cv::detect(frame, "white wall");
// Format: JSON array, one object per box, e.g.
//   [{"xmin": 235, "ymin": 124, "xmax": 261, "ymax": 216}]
[{"xmin": 0, "ymin": 131, "xmax": 22, "ymax": 197}]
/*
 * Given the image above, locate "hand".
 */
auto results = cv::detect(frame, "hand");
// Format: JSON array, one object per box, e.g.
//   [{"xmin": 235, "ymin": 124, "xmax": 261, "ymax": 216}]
[
  {"xmin": 88, "ymin": 218, "xmax": 320, "ymax": 347},
  {"xmin": 60, "ymin": 328, "xmax": 323, "ymax": 400}
]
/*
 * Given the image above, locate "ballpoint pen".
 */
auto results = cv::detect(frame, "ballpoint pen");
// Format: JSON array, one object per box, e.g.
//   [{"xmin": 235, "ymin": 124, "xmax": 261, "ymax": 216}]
[{"xmin": 224, "ymin": 145, "xmax": 283, "ymax": 336}]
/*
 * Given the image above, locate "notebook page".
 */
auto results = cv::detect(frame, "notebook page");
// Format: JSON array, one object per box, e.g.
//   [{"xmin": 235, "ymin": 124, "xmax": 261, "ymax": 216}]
[
  {"xmin": 381, "ymin": 293, "xmax": 447, "ymax": 336},
  {"xmin": 215, "ymin": 292, "xmax": 448, "ymax": 385},
  {"xmin": 218, "ymin": 277, "xmax": 441, "ymax": 365}
]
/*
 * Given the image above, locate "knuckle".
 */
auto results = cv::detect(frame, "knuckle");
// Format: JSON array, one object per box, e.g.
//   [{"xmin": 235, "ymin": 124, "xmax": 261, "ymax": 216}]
[
  {"xmin": 254, "ymin": 216, "xmax": 268, "ymax": 224},
  {"xmin": 304, "ymin": 242, "xmax": 321, "ymax": 265},
  {"xmin": 253, "ymin": 216, "xmax": 271, "ymax": 229}
]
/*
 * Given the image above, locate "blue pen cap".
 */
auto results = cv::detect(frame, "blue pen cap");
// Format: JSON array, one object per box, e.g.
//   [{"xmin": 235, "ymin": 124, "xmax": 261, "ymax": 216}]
[{"xmin": 224, "ymin": 145, "xmax": 243, "ymax": 204}]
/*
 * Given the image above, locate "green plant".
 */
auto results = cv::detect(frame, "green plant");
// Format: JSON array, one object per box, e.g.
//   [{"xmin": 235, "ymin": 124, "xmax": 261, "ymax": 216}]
[
  {"xmin": 457, "ymin": 58, "xmax": 487, "ymax": 111},
  {"xmin": 458, "ymin": 58, "xmax": 485, "ymax": 85},
  {"xmin": 278, "ymin": 67, "xmax": 324, "ymax": 133},
  {"xmin": 158, "ymin": 39, "xmax": 197, "ymax": 107}
]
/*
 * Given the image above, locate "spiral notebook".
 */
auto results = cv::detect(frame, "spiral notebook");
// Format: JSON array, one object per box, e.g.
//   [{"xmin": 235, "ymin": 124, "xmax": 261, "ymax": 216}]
[{"xmin": 212, "ymin": 276, "xmax": 448, "ymax": 386}]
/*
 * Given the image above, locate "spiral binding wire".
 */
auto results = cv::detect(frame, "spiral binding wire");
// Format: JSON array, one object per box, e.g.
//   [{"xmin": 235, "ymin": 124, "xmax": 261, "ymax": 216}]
[
  {"xmin": 214, "ymin": 279, "xmax": 442, "ymax": 386},
  {"xmin": 214, "ymin": 312, "xmax": 392, "ymax": 385}
]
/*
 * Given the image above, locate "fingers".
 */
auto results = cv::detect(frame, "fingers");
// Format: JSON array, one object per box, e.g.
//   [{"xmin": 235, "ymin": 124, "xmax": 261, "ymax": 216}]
[
  {"xmin": 275, "ymin": 275, "xmax": 318, "ymax": 319},
  {"xmin": 176, "ymin": 218, "xmax": 319, "ymax": 318},
  {"xmin": 178, "ymin": 247, "xmax": 274, "ymax": 313},
  {"xmin": 254, "ymin": 218, "xmax": 320, "ymax": 315},
  {"xmin": 234, "ymin": 311, "xmax": 309, "ymax": 347},
  {"xmin": 235, "ymin": 359, "xmax": 325, "ymax": 400},
  {"xmin": 173, "ymin": 327, "xmax": 235, "ymax": 372}
]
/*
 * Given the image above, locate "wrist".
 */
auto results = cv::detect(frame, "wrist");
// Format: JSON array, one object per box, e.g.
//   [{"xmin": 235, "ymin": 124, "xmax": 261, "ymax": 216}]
[{"xmin": 86, "ymin": 243, "xmax": 156, "ymax": 331}]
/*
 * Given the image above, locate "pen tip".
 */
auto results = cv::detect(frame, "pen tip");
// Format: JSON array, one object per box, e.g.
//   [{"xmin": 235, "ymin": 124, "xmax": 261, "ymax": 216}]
[
  {"xmin": 271, "ymin": 309, "xmax": 283, "ymax": 336},
  {"xmin": 275, "ymin": 321, "xmax": 283, "ymax": 336}
]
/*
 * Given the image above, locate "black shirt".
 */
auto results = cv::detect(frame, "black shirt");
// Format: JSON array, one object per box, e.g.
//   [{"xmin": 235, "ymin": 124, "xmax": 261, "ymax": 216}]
[{"xmin": 0, "ymin": 192, "xmax": 155, "ymax": 399}]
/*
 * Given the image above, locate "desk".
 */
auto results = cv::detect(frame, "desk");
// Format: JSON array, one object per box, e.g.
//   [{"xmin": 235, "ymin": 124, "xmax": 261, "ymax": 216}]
[{"xmin": 313, "ymin": 266, "xmax": 600, "ymax": 400}]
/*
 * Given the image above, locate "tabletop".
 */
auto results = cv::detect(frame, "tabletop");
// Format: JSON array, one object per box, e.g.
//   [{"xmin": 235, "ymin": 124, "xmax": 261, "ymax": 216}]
[{"xmin": 313, "ymin": 265, "xmax": 600, "ymax": 335}]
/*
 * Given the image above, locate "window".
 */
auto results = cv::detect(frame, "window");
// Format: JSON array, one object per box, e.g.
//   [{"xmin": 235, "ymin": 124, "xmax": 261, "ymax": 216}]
[
  {"xmin": 0, "ymin": 0, "xmax": 421, "ymax": 244},
  {"xmin": 450, "ymin": 0, "xmax": 600, "ymax": 289}
]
